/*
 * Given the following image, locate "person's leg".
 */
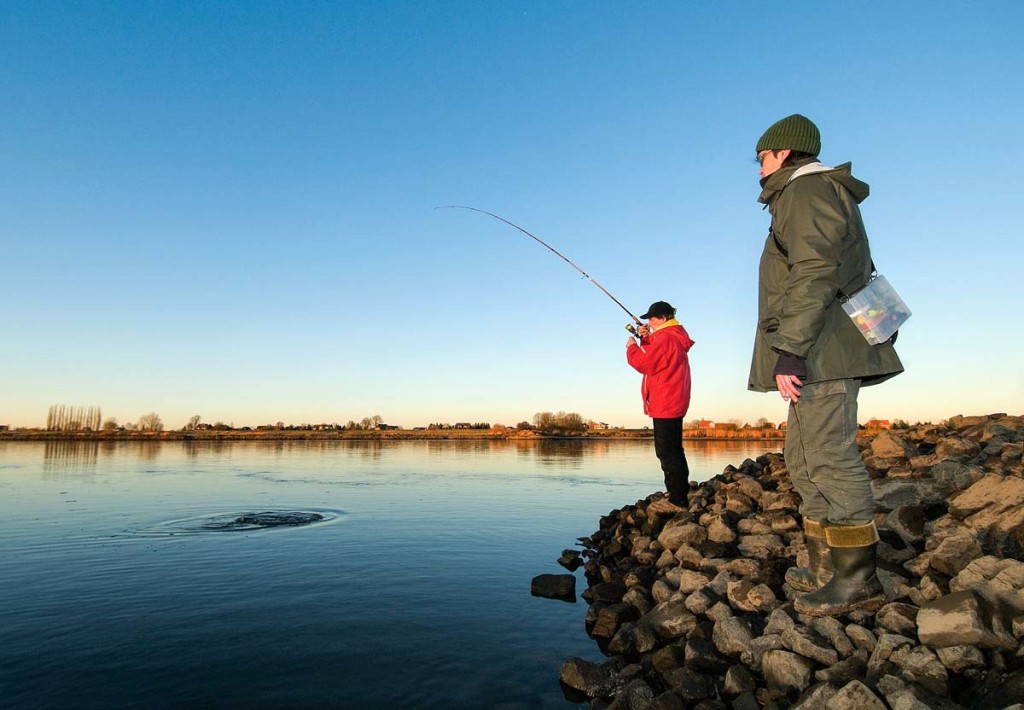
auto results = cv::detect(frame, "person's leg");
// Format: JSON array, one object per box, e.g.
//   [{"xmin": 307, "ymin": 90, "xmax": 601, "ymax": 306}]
[
  {"xmin": 652, "ymin": 417, "xmax": 689, "ymax": 503},
  {"xmin": 783, "ymin": 397, "xmax": 834, "ymax": 590},
  {"xmin": 784, "ymin": 394, "xmax": 830, "ymax": 523},
  {"xmin": 798, "ymin": 379, "xmax": 873, "ymax": 526},
  {"xmin": 792, "ymin": 378, "xmax": 883, "ymax": 616}
]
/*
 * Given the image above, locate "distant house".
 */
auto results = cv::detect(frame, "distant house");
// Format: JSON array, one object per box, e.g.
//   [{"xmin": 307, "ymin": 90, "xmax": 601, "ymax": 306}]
[
  {"xmin": 454, "ymin": 422, "xmax": 472, "ymax": 429},
  {"xmin": 865, "ymin": 419, "xmax": 892, "ymax": 430},
  {"xmin": 697, "ymin": 419, "xmax": 714, "ymax": 432},
  {"xmin": 777, "ymin": 422, "xmax": 787, "ymax": 430},
  {"xmin": 589, "ymin": 422, "xmax": 610, "ymax": 430},
  {"xmin": 376, "ymin": 424, "xmax": 400, "ymax": 431},
  {"xmin": 713, "ymin": 422, "xmax": 738, "ymax": 432}
]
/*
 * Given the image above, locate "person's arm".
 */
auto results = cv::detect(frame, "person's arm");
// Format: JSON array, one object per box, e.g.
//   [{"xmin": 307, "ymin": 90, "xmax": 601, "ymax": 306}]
[
  {"xmin": 627, "ymin": 335, "xmax": 666, "ymax": 375},
  {"xmin": 772, "ymin": 179, "xmax": 846, "ymax": 357}
]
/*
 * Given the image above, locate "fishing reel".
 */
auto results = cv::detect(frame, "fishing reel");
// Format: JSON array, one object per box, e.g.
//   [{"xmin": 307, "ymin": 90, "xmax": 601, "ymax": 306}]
[{"xmin": 625, "ymin": 323, "xmax": 641, "ymax": 341}]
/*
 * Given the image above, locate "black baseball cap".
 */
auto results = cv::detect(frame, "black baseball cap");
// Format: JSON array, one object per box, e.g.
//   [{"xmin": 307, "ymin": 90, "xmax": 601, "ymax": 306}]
[{"xmin": 640, "ymin": 301, "xmax": 675, "ymax": 320}]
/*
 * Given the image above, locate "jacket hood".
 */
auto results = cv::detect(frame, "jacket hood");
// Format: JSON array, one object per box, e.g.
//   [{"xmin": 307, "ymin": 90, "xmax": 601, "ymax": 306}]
[
  {"xmin": 664, "ymin": 322, "xmax": 695, "ymax": 352},
  {"xmin": 758, "ymin": 161, "xmax": 869, "ymax": 205}
]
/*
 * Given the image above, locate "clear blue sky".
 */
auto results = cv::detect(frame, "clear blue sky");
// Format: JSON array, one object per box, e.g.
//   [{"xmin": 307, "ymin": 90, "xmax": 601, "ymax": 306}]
[{"xmin": 3, "ymin": 1, "xmax": 1022, "ymax": 430}]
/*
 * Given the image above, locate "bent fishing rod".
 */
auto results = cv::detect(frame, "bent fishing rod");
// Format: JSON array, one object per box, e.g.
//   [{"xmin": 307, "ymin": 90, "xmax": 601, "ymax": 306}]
[{"xmin": 437, "ymin": 205, "xmax": 645, "ymax": 338}]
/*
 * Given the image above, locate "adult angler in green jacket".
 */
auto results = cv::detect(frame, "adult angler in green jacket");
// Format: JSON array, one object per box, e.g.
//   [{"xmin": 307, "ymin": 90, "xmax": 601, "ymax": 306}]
[{"xmin": 749, "ymin": 114, "xmax": 903, "ymax": 617}]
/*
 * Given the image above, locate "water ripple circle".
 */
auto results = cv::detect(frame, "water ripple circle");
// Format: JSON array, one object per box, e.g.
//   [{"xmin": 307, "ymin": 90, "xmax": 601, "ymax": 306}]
[{"xmin": 136, "ymin": 508, "xmax": 343, "ymax": 537}]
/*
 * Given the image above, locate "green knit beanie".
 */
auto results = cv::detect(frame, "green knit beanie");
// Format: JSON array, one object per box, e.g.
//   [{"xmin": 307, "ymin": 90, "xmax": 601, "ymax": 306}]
[{"xmin": 756, "ymin": 114, "xmax": 820, "ymax": 156}]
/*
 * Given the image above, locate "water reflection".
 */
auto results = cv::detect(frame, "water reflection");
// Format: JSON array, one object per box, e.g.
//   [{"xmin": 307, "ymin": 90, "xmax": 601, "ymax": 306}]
[
  {"xmin": 27, "ymin": 437, "xmax": 781, "ymax": 473},
  {"xmin": 181, "ymin": 439, "xmax": 233, "ymax": 459},
  {"xmin": 135, "ymin": 441, "xmax": 162, "ymax": 461},
  {"xmin": 532, "ymin": 439, "xmax": 586, "ymax": 467},
  {"xmin": 43, "ymin": 440, "xmax": 99, "ymax": 476}
]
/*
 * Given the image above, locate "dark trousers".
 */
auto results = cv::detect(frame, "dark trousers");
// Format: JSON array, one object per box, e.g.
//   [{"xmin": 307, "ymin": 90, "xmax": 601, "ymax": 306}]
[{"xmin": 653, "ymin": 417, "xmax": 690, "ymax": 501}]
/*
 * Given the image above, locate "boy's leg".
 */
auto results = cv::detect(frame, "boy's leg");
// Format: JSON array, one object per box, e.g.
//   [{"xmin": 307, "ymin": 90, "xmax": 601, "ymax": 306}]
[{"xmin": 653, "ymin": 417, "xmax": 689, "ymax": 503}]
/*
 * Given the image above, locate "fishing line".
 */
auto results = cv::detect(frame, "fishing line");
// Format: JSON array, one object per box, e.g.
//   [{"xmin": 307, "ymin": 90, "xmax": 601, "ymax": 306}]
[{"xmin": 436, "ymin": 205, "xmax": 642, "ymax": 327}]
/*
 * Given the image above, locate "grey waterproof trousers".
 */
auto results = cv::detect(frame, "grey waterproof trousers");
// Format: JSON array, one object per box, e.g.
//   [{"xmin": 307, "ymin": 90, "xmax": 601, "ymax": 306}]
[{"xmin": 784, "ymin": 378, "xmax": 874, "ymax": 526}]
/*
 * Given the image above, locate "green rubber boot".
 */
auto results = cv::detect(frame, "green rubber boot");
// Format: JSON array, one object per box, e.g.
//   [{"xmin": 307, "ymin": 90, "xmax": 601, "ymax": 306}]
[
  {"xmin": 785, "ymin": 519, "xmax": 833, "ymax": 593},
  {"xmin": 794, "ymin": 522, "xmax": 885, "ymax": 617}
]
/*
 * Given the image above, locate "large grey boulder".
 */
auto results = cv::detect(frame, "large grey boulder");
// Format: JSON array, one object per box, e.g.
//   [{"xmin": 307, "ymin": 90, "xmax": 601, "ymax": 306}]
[
  {"xmin": 935, "ymin": 436, "xmax": 981, "ymax": 461},
  {"xmin": 761, "ymin": 649, "xmax": 815, "ymax": 692},
  {"xmin": 928, "ymin": 532, "xmax": 984, "ymax": 577},
  {"xmin": 664, "ymin": 567, "xmax": 711, "ymax": 593},
  {"xmin": 657, "ymin": 523, "xmax": 706, "ymax": 551},
  {"xmin": 949, "ymin": 474, "xmax": 1024, "ymax": 533},
  {"xmin": 949, "ymin": 555, "xmax": 1024, "ymax": 614},
  {"xmin": 889, "ymin": 644, "xmax": 948, "ymax": 695},
  {"xmin": 875, "ymin": 674, "xmax": 965, "ymax": 710},
  {"xmin": 782, "ymin": 625, "xmax": 839, "ymax": 666},
  {"xmin": 559, "ymin": 657, "xmax": 616, "ymax": 697},
  {"xmin": 736, "ymin": 533, "xmax": 784, "ymax": 559},
  {"xmin": 531, "ymin": 573, "xmax": 576, "ymax": 601},
  {"xmin": 917, "ymin": 590, "xmax": 1017, "ymax": 650},
  {"xmin": 711, "ymin": 616, "xmax": 754, "ymax": 658},
  {"xmin": 641, "ymin": 599, "xmax": 697, "ymax": 640},
  {"xmin": 830, "ymin": 679, "xmax": 887, "ymax": 709},
  {"xmin": 872, "ymin": 430, "xmax": 917, "ymax": 459},
  {"xmin": 872, "ymin": 478, "xmax": 944, "ymax": 512},
  {"xmin": 935, "ymin": 644, "xmax": 985, "ymax": 673}
]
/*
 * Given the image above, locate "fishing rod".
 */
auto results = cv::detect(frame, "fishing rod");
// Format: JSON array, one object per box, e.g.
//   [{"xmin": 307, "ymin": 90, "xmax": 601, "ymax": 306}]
[{"xmin": 437, "ymin": 205, "xmax": 645, "ymax": 338}]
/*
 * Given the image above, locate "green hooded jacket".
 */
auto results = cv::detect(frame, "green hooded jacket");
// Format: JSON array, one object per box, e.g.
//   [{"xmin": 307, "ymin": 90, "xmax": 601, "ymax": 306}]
[{"xmin": 748, "ymin": 160, "xmax": 903, "ymax": 392}]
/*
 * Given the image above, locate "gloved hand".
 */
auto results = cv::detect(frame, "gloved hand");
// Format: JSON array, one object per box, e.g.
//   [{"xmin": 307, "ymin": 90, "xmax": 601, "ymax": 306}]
[{"xmin": 772, "ymin": 351, "xmax": 808, "ymax": 379}]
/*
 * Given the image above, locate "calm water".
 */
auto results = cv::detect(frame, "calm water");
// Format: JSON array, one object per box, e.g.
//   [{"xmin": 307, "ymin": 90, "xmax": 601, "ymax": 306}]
[{"xmin": 0, "ymin": 438, "xmax": 776, "ymax": 709}]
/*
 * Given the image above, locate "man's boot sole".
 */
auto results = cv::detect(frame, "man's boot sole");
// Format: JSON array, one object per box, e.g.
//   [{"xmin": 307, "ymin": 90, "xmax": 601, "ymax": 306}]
[
  {"xmin": 794, "ymin": 593, "xmax": 885, "ymax": 617},
  {"xmin": 785, "ymin": 567, "xmax": 832, "ymax": 593}
]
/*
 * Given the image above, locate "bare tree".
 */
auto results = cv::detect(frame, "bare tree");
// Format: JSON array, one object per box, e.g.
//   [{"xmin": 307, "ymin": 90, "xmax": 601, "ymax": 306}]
[
  {"xmin": 138, "ymin": 413, "xmax": 164, "ymax": 432},
  {"xmin": 102, "ymin": 417, "xmax": 119, "ymax": 431},
  {"xmin": 183, "ymin": 415, "xmax": 202, "ymax": 431},
  {"xmin": 47, "ymin": 404, "xmax": 101, "ymax": 431},
  {"xmin": 532, "ymin": 411, "xmax": 586, "ymax": 434}
]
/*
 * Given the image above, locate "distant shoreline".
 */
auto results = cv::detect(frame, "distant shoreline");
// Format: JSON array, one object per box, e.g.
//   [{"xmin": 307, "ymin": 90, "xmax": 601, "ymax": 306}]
[{"xmin": 0, "ymin": 428, "xmax": 786, "ymax": 443}]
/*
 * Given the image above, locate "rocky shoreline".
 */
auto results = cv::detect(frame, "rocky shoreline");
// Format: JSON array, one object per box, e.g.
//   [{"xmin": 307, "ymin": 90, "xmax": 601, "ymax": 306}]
[{"xmin": 551, "ymin": 414, "xmax": 1024, "ymax": 709}]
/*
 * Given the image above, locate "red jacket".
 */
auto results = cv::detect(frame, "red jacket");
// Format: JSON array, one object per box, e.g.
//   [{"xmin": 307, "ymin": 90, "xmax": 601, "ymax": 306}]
[{"xmin": 626, "ymin": 320, "xmax": 694, "ymax": 418}]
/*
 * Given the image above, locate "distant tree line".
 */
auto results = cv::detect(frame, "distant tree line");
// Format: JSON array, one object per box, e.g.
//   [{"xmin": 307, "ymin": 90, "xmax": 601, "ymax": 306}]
[
  {"xmin": 532, "ymin": 411, "xmax": 586, "ymax": 434},
  {"xmin": 46, "ymin": 406, "xmax": 167, "ymax": 432},
  {"xmin": 346, "ymin": 415, "xmax": 384, "ymax": 430},
  {"xmin": 426, "ymin": 422, "xmax": 491, "ymax": 430},
  {"xmin": 47, "ymin": 404, "xmax": 102, "ymax": 432}
]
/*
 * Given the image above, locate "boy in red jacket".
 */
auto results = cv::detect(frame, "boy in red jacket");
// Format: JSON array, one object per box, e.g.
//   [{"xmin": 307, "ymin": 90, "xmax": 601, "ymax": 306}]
[{"xmin": 626, "ymin": 301, "xmax": 695, "ymax": 507}]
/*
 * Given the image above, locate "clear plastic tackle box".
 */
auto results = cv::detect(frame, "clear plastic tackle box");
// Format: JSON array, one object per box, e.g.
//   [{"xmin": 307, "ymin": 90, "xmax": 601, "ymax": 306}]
[{"xmin": 841, "ymin": 274, "xmax": 912, "ymax": 345}]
